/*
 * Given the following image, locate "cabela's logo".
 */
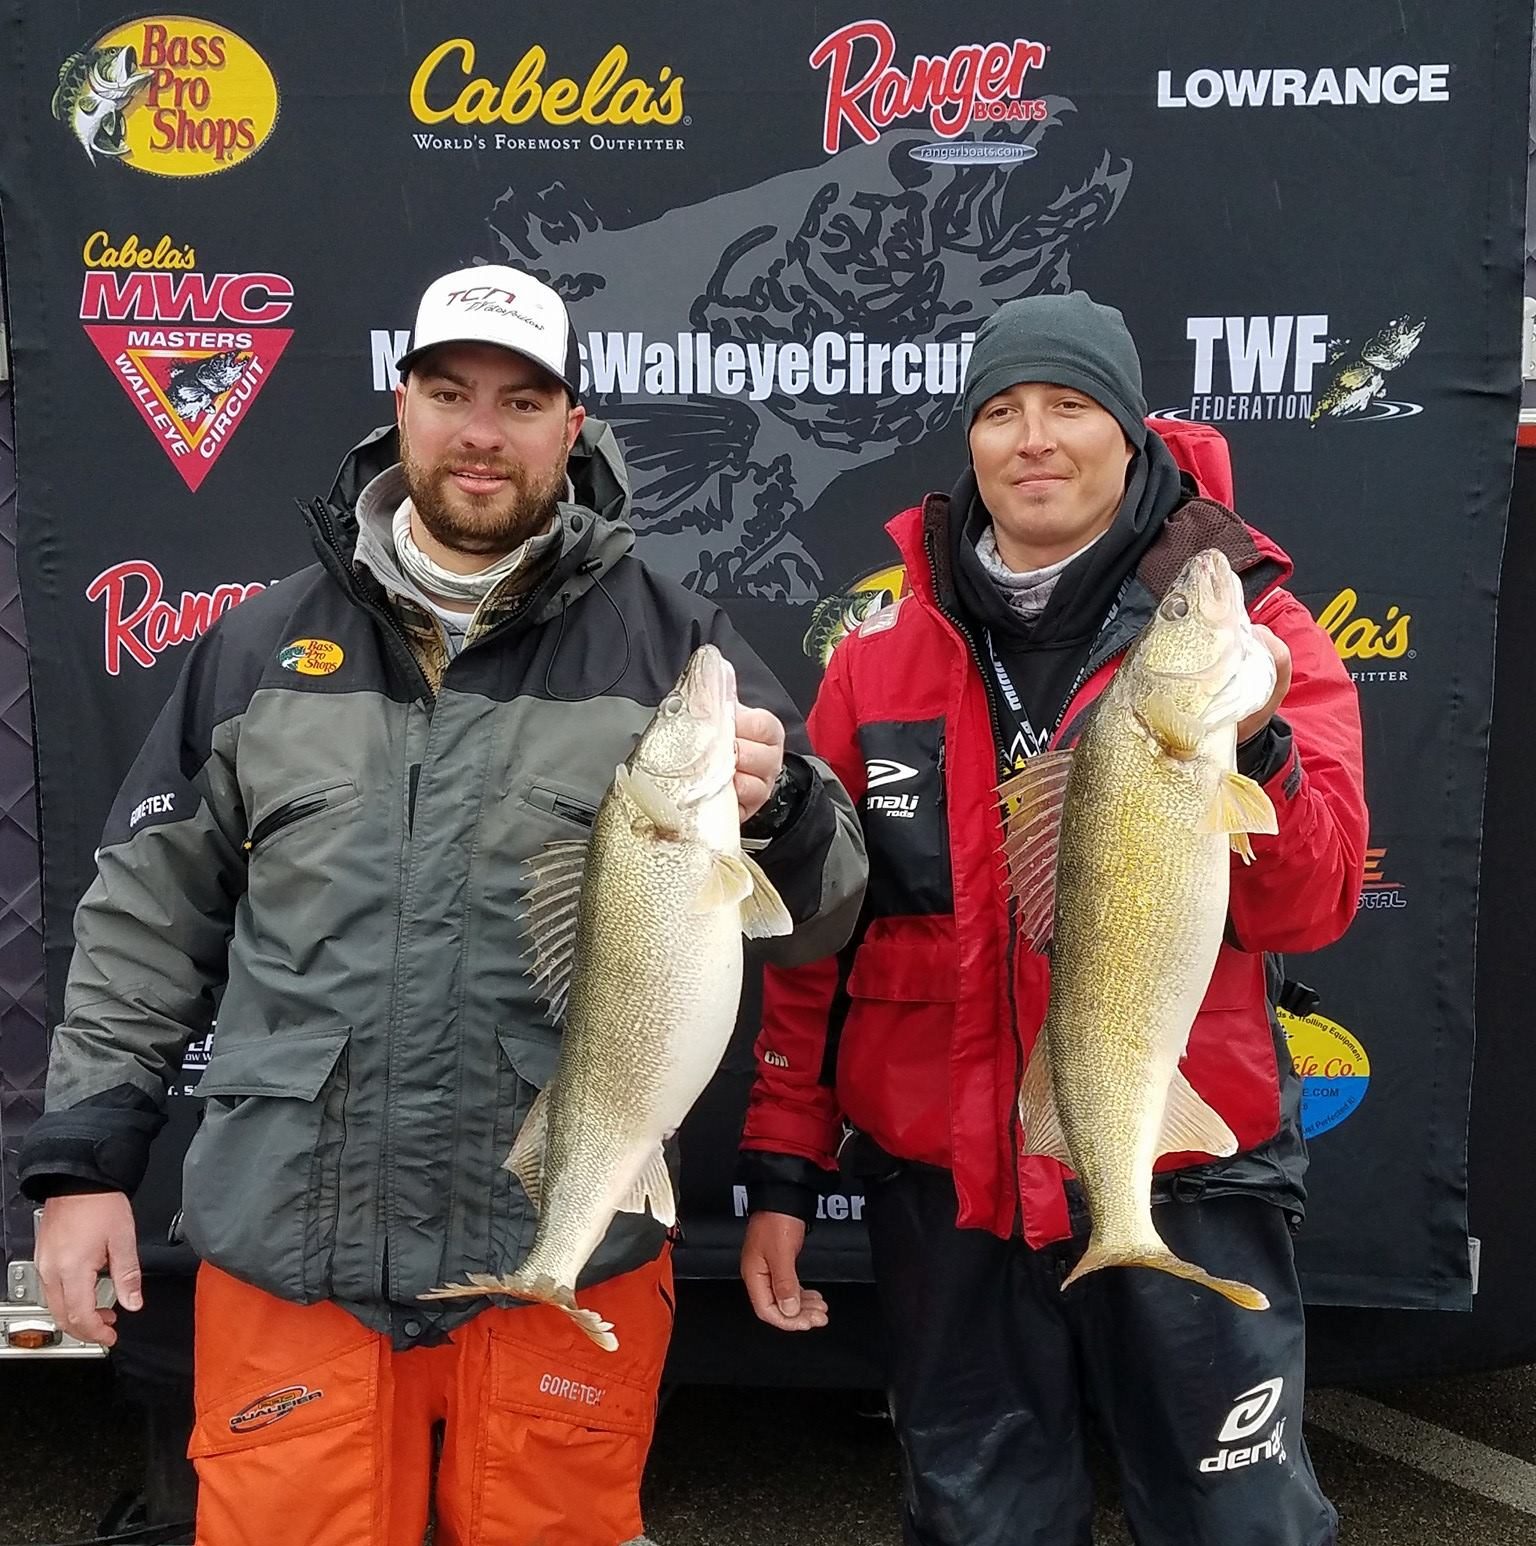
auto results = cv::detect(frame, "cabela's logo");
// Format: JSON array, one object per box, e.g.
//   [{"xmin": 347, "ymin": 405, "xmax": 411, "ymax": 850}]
[
  {"xmin": 810, "ymin": 21, "xmax": 1049, "ymax": 157},
  {"xmin": 410, "ymin": 40, "xmax": 683, "ymax": 131},
  {"xmin": 1317, "ymin": 588, "xmax": 1414, "ymax": 685},
  {"xmin": 53, "ymin": 17, "xmax": 279, "ymax": 177},
  {"xmin": 79, "ymin": 232, "xmax": 293, "ymax": 491}
]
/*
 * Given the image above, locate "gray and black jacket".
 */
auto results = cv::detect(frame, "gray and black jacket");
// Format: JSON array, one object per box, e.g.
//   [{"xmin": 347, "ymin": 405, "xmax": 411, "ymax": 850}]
[{"xmin": 19, "ymin": 418, "xmax": 867, "ymax": 1347}]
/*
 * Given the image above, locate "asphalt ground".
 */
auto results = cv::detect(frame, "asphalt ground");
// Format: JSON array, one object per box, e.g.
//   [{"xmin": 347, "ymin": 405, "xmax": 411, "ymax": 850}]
[{"xmin": 1, "ymin": 1360, "xmax": 1533, "ymax": 1544}]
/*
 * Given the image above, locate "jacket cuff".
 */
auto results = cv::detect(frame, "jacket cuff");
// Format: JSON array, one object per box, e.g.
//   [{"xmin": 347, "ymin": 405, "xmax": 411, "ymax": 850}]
[
  {"xmin": 17, "ymin": 1088, "xmax": 166, "ymax": 1201},
  {"xmin": 737, "ymin": 1149, "xmax": 825, "ymax": 1223},
  {"xmin": 743, "ymin": 755, "xmax": 838, "ymax": 924},
  {"xmin": 1237, "ymin": 714, "xmax": 1295, "ymax": 787}
]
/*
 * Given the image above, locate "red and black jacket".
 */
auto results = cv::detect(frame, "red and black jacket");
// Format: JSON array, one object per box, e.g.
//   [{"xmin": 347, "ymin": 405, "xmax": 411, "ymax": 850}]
[{"xmin": 740, "ymin": 421, "xmax": 1369, "ymax": 1244}]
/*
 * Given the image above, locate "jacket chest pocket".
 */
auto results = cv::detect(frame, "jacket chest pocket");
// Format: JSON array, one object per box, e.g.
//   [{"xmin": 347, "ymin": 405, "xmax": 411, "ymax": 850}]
[
  {"xmin": 244, "ymin": 780, "xmax": 360, "ymax": 856},
  {"xmin": 857, "ymin": 719, "xmax": 953, "ymax": 919},
  {"xmin": 182, "ymin": 1026, "xmax": 352, "ymax": 1302}
]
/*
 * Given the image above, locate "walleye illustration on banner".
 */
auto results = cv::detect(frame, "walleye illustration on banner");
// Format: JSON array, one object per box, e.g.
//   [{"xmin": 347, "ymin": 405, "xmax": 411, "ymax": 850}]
[
  {"xmin": 474, "ymin": 77, "xmax": 1130, "ymax": 600},
  {"xmin": 78, "ymin": 233, "xmax": 293, "ymax": 490}
]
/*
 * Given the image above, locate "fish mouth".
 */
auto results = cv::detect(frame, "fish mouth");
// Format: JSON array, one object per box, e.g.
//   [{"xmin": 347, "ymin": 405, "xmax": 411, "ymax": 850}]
[{"xmin": 635, "ymin": 646, "xmax": 739, "ymax": 801}]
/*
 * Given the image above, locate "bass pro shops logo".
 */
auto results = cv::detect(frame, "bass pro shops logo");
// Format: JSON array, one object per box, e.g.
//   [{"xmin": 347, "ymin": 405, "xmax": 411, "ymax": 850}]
[
  {"xmin": 1156, "ymin": 314, "xmax": 1425, "ymax": 426},
  {"xmin": 1200, "ymin": 1378, "xmax": 1288, "ymax": 1474},
  {"xmin": 53, "ymin": 17, "xmax": 279, "ymax": 176},
  {"xmin": 79, "ymin": 233, "xmax": 293, "ymax": 491},
  {"xmin": 810, "ymin": 21, "xmax": 1049, "ymax": 160}
]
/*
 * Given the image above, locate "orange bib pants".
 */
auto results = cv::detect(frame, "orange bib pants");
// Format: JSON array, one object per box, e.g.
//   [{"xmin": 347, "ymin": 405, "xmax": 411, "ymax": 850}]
[{"xmin": 187, "ymin": 1255, "xmax": 673, "ymax": 1546}]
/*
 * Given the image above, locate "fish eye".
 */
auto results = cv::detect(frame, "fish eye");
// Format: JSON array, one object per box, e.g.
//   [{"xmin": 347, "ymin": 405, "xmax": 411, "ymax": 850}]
[
  {"xmin": 661, "ymin": 693, "xmax": 685, "ymax": 716},
  {"xmin": 1160, "ymin": 594, "xmax": 1190, "ymax": 621}
]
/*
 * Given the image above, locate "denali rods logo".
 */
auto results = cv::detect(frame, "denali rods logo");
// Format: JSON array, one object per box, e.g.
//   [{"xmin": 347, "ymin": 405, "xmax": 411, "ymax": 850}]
[
  {"xmin": 80, "ymin": 232, "xmax": 293, "ymax": 490},
  {"xmin": 810, "ymin": 21, "xmax": 1049, "ymax": 156}
]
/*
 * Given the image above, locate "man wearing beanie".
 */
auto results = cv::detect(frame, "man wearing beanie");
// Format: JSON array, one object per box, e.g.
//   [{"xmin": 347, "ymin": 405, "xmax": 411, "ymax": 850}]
[
  {"xmin": 740, "ymin": 292, "xmax": 1365, "ymax": 1545},
  {"xmin": 21, "ymin": 263, "xmax": 868, "ymax": 1545}
]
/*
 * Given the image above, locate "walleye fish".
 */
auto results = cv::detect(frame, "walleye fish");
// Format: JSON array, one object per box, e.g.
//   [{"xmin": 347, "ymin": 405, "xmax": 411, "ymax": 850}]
[
  {"xmin": 1000, "ymin": 548, "xmax": 1279, "ymax": 1310},
  {"xmin": 422, "ymin": 645, "xmax": 792, "ymax": 1348},
  {"xmin": 52, "ymin": 46, "xmax": 152, "ymax": 165}
]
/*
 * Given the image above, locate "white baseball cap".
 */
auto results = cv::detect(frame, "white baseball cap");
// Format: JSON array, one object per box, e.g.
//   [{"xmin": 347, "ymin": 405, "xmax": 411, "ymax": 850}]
[{"xmin": 395, "ymin": 264, "xmax": 581, "ymax": 399}]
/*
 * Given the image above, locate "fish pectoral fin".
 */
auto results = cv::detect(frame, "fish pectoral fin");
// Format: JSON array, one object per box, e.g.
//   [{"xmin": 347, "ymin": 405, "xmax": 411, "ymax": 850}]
[
  {"xmin": 617, "ymin": 1145, "xmax": 677, "ymax": 1228},
  {"xmin": 503, "ymin": 1087, "xmax": 550, "ymax": 1212},
  {"xmin": 1157, "ymin": 1066, "xmax": 1239, "ymax": 1160},
  {"xmin": 1198, "ymin": 771, "xmax": 1279, "ymax": 864},
  {"xmin": 1018, "ymin": 1036, "xmax": 1073, "ymax": 1166},
  {"xmin": 695, "ymin": 851, "xmax": 755, "ymax": 912},
  {"xmin": 737, "ymin": 852, "xmax": 794, "ymax": 939},
  {"xmin": 997, "ymin": 749, "xmax": 1073, "ymax": 953},
  {"xmin": 616, "ymin": 762, "xmax": 685, "ymax": 838},
  {"xmin": 694, "ymin": 851, "xmax": 794, "ymax": 938},
  {"xmin": 1137, "ymin": 691, "xmax": 1204, "ymax": 758}
]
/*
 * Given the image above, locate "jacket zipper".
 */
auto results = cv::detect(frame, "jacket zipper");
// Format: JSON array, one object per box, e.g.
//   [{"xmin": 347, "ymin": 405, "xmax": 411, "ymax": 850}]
[
  {"xmin": 922, "ymin": 526, "xmax": 1025, "ymax": 1230},
  {"xmin": 243, "ymin": 791, "xmax": 338, "ymax": 854}
]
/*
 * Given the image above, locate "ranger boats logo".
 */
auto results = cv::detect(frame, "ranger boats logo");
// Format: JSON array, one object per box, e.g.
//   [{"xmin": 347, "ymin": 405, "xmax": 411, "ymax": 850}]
[
  {"xmin": 79, "ymin": 232, "xmax": 293, "ymax": 490},
  {"xmin": 810, "ymin": 21, "xmax": 1049, "ymax": 158},
  {"xmin": 1156, "ymin": 313, "xmax": 1425, "ymax": 426},
  {"xmin": 1201, "ymin": 1378, "xmax": 1288, "ymax": 1473}
]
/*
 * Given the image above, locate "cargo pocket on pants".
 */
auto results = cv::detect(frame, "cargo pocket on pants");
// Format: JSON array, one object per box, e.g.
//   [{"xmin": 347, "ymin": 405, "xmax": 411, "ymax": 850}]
[
  {"xmin": 182, "ymin": 1025, "xmax": 351, "ymax": 1300},
  {"xmin": 188, "ymin": 1267, "xmax": 383, "ymax": 1546},
  {"xmin": 451, "ymin": 1252, "xmax": 675, "ymax": 1546}
]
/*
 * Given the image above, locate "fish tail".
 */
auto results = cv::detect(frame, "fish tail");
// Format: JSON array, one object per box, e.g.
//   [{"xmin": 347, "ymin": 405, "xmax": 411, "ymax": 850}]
[
  {"xmin": 1061, "ymin": 1245, "xmax": 1270, "ymax": 1312},
  {"xmin": 417, "ymin": 1271, "xmax": 619, "ymax": 1350}
]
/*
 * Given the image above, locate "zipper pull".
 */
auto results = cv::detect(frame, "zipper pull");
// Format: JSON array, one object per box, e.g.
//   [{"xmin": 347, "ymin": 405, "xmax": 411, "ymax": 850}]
[{"xmin": 936, "ymin": 736, "xmax": 947, "ymax": 804}]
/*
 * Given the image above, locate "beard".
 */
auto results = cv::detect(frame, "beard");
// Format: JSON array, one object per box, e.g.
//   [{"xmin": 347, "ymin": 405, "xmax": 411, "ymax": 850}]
[{"xmin": 399, "ymin": 422, "xmax": 567, "ymax": 558}]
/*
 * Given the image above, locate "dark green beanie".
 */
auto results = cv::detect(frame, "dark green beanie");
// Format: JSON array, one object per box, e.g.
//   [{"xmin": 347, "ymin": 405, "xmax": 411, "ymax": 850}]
[{"xmin": 962, "ymin": 292, "xmax": 1148, "ymax": 450}]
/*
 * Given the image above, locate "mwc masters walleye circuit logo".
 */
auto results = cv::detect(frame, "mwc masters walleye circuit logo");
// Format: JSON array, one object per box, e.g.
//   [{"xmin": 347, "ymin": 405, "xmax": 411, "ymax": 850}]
[
  {"xmin": 810, "ymin": 20, "xmax": 1051, "ymax": 161},
  {"xmin": 52, "ymin": 16, "xmax": 279, "ymax": 176},
  {"xmin": 79, "ymin": 232, "xmax": 294, "ymax": 490},
  {"xmin": 409, "ymin": 39, "xmax": 687, "ymax": 153}
]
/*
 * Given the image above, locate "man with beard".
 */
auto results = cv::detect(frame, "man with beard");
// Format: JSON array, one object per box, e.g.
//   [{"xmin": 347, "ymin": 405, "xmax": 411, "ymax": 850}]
[{"xmin": 19, "ymin": 265, "xmax": 867, "ymax": 1546}]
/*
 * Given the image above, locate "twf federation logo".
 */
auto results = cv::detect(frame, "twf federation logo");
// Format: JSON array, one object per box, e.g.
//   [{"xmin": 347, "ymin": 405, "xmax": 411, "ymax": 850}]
[
  {"xmin": 810, "ymin": 21, "xmax": 1049, "ymax": 158},
  {"xmin": 79, "ymin": 232, "xmax": 293, "ymax": 490},
  {"xmin": 53, "ymin": 17, "xmax": 279, "ymax": 176},
  {"xmin": 1200, "ymin": 1378, "xmax": 1288, "ymax": 1474},
  {"xmin": 1156, "ymin": 314, "xmax": 1425, "ymax": 426}
]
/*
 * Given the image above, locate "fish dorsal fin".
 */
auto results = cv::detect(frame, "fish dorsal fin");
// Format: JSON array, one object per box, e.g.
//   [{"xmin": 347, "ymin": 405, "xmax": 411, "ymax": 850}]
[
  {"xmin": 1017, "ymin": 1034, "xmax": 1073, "ymax": 1166},
  {"xmin": 1156, "ymin": 1065, "xmax": 1239, "ymax": 1160},
  {"xmin": 694, "ymin": 849, "xmax": 795, "ymax": 939},
  {"xmin": 616, "ymin": 762, "xmax": 684, "ymax": 837},
  {"xmin": 616, "ymin": 1143, "xmax": 677, "ymax": 1227},
  {"xmin": 1198, "ymin": 770, "xmax": 1278, "ymax": 864},
  {"xmin": 503, "ymin": 1086, "xmax": 551, "ymax": 1211},
  {"xmin": 524, "ymin": 838, "xmax": 590, "ymax": 1023},
  {"xmin": 997, "ymin": 749, "xmax": 1073, "ymax": 953}
]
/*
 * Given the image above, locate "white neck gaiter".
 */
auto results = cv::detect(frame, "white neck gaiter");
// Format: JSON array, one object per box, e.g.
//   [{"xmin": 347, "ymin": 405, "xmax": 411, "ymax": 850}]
[
  {"xmin": 391, "ymin": 499, "xmax": 542, "ymax": 608},
  {"xmin": 976, "ymin": 525, "xmax": 1104, "ymax": 624}
]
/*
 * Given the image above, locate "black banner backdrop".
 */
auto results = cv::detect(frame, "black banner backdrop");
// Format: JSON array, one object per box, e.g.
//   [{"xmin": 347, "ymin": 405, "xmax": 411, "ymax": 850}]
[{"xmin": 0, "ymin": 2, "xmax": 1528, "ymax": 1314}]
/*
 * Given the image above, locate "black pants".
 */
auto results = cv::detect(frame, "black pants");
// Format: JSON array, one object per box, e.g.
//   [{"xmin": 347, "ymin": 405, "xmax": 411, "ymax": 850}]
[{"xmin": 865, "ymin": 1165, "xmax": 1338, "ymax": 1546}]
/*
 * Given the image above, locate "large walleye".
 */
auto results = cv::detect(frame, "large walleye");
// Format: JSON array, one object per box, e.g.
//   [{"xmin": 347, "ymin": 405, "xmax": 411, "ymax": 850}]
[
  {"xmin": 1000, "ymin": 548, "xmax": 1279, "ymax": 1310},
  {"xmin": 422, "ymin": 645, "xmax": 791, "ymax": 1348}
]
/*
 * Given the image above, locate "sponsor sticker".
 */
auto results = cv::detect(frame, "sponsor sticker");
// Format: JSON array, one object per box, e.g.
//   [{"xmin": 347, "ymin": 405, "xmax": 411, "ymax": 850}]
[
  {"xmin": 279, "ymin": 639, "xmax": 345, "ymax": 677},
  {"xmin": 1279, "ymin": 1008, "xmax": 1371, "ymax": 1138},
  {"xmin": 79, "ymin": 232, "xmax": 293, "ymax": 490},
  {"xmin": 54, "ymin": 16, "xmax": 279, "ymax": 176},
  {"xmin": 228, "ymin": 1384, "xmax": 324, "ymax": 1434}
]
